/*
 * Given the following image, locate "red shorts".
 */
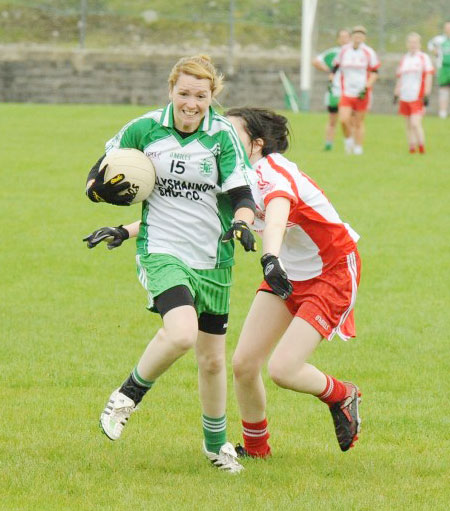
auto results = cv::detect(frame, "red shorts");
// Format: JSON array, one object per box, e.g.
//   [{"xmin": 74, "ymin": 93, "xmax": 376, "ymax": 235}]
[
  {"xmin": 339, "ymin": 93, "xmax": 370, "ymax": 112},
  {"xmin": 258, "ymin": 251, "xmax": 361, "ymax": 341},
  {"xmin": 399, "ymin": 99, "xmax": 424, "ymax": 116}
]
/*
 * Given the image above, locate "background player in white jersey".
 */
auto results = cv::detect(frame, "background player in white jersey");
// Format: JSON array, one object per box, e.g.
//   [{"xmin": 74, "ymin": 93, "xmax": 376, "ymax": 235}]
[
  {"xmin": 83, "ymin": 55, "xmax": 257, "ymax": 473},
  {"xmin": 427, "ymin": 21, "xmax": 450, "ymax": 119},
  {"xmin": 394, "ymin": 33, "xmax": 434, "ymax": 154},
  {"xmin": 313, "ymin": 29, "xmax": 351, "ymax": 151},
  {"xmin": 333, "ymin": 26, "xmax": 380, "ymax": 155},
  {"xmin": 225, "ymin": 107, "xmax": 362, "ymax": 457}
]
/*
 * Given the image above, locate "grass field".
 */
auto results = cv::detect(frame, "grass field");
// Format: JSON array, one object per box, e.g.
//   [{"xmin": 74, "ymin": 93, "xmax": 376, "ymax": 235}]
[{"xmin": 1, "ymin": 104, "xmax": 449, "ymax": 511}]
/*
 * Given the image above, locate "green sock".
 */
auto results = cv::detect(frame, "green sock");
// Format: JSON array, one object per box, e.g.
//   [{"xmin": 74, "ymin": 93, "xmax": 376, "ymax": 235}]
[
  {"xmin": 324, "ymin": 141, "xmax": 333, "ymax": 150},
  {"xmin": 202, "ymin": 414, "xmax": 226, "ymax": 454}
]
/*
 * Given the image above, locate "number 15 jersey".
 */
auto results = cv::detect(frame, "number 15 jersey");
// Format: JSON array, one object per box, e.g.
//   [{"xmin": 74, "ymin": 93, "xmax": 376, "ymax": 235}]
[{"xmin": 106, "ymin": 103, "xmax": 253, "ymax": 269}]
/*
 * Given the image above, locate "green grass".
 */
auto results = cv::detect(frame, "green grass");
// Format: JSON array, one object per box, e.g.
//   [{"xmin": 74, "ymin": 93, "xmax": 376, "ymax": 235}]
[{"xmin": 1, "ymin": 104, "xmax": 449, "ymax": 510}]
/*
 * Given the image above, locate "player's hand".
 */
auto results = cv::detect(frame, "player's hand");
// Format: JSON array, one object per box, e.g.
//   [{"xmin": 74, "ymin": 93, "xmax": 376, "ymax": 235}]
[
  {"xmin": 423, "ymin": 95, "xmax": 429, "ymax": 107},
  {"xmin": 393, "ymin": 95, "xmax": 399, "ymax": 104},
  {"xmin": 358, "ymin": 87, "xmax": 368, "ymax": 99},
  {"xmin": 222, "ymin": 220, "xmax": 256, "ymax": 252},
  {"xmin": 87, "ymin": 166, "xmax": 134, "ymax": 206},
  {"xmin": 83, "ymin": 225, "xmax": 129, "ymax": 250},
  {"xmin": 260, "ymin": 253, "xmax": 293, "ymax": 300}
]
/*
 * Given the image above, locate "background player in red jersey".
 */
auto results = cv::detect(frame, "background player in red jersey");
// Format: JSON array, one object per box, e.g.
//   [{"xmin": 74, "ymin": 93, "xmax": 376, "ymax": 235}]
[
  {"xmin": 226, "ymin": 107, "xmax": 362, "ymax": 457},
  {"xmin": 394, "ymin": 33, "xmax": 434, "ymax": 154},
  {"xmin": 333, "ymin": 26, "xmax": 380, "ymax": 155}
]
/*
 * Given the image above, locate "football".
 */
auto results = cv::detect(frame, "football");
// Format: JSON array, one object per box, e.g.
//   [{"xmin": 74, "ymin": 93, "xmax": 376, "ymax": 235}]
[{"xmin": 102, "ymin": 148, "xmax": 156, "ymax": 204}]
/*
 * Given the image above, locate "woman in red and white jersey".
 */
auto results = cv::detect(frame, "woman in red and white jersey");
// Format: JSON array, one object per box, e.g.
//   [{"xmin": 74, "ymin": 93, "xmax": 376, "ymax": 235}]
[
  {"xmin": 333, "ymin": 25, "xmax": 380, "ymax": 155},
  {"xmin": 394, "ymin": 33, "xmax": 434, "ymax": 154},
  {"xmin": 226, "ymin": 107, "xmax": 362, "ymax": 457}
]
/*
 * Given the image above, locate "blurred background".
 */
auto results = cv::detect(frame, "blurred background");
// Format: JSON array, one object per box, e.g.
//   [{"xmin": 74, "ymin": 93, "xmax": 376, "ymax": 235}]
[{"xmin": 0, "ymin": 0, "xmax": 449, "ymax": 112}]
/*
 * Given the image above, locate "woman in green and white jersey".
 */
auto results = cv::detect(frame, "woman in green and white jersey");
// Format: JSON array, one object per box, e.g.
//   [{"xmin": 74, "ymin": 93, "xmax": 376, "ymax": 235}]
[
  {"xmin": 83, "ymin": 55, "xmax": 256, "ymax": 473},
  {"xmin": 428, "ymin": 21, "xmax": 450, "ymax": 118},
  {"xmin": 313, "ymin": 29, "xmax": 350, "ymax": 150}
]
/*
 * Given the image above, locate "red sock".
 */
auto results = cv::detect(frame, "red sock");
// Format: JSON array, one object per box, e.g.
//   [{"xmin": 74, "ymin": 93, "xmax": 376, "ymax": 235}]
[
  {"xmin": 418, "ymin": 144, "xmax": 425, "ymax": 154},
  {"xmin": 317, "ymin": 374, "xmax": 347, "ymax": 405},
  {"xmin": 409, "ymin": 146, "xmax": 416, "ymax": 154},
  {"xmin": 242, "ymin": 418, "xmax": 271, "ymax": 457}
]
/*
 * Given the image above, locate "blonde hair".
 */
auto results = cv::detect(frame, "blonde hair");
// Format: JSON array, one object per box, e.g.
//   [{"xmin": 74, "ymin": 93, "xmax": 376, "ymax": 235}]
[
  {"xmin": 351, "ymin": 25, "xmax": 367, "ymax": 35},
  {"xmin": 168, "ymin": 54, "xmax": 224, "ymax": 97},
  {"xmin": 407, "ymin": 32, "xmax": 421, "ymax": 41}
]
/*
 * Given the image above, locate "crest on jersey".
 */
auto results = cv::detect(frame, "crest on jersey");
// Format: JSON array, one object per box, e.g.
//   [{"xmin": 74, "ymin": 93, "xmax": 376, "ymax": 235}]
[{"xmin": 199, "ymin": 158, "xmax": 214, "ymax": 176}]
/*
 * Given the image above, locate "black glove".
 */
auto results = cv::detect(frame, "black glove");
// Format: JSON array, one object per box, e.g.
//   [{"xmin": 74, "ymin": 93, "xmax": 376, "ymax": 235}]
[
  {"xmin": 358, "ymin": 87, "xmax": 368, "ymax": 99},
  {"xmin": 423, "ymin": 96, "xmax": 429, "ymax": 107},
  {"xmin": 222, "ymin": 220, "xmax": 256, "ymax": 252},
  {"xmin": 260, "ymin": 253, "xmax": 293, "ymax": 300},
  {"xmin": 86, "ymin": 165, "xmax": 134, "ymax": 206},
  {"xmin": 83, "ymin": 225, "xmax": 129, "ymax": 250},
  {"xmin": 393, "ymin": 95, "xmax": 398, "ymax": 104}
]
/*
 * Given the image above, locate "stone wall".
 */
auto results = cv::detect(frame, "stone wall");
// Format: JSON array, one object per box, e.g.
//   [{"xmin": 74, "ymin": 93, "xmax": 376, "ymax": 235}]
[{"xmin": 0, "ymin": 45, "xmax": 440, "ymax": 115}]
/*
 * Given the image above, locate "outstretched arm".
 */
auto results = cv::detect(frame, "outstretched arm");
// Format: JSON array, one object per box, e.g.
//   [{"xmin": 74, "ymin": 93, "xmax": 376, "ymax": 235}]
[
  {"xmin": 83, "ymin": 220, "xmax": 141, "ymax": 249},
  {"xmin": 260, "ymin": 197, "xmax": 293, "ymax": 300}
]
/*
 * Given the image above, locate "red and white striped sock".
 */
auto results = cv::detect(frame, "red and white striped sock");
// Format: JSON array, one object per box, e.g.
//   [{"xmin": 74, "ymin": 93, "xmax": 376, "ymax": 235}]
[
  {"xmin": 317, "ymin": 374, "xmax": 347, "ymax": 405},
  {"xmin": 242, "ymin": 418, "xmax": 271, "ymax": 457}
]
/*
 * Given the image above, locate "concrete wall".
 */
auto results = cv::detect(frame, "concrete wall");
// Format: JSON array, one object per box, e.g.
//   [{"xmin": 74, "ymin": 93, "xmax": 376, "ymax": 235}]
[{"xmin": 0, "ymin": 45, "xmax": 440, "ymax": 115}]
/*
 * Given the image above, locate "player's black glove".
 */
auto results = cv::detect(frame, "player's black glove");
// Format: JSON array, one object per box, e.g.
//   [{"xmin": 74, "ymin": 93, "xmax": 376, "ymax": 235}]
[
  {"xmin": 260, "ymin": 253, "xmax": 293, "ymax": 300},
  {"xmin": 358, "ymin": 87, "xmax": 368, "ymax": 99},
  {"xmin": 222, "ymin": 220, "xmax": 256, "ymax": 252},
  {"xmin": 87, "ymin": 165, "xmax": 134, "ymax": 206},
  {"xmin": 83, "ymin": 225, "xmax": 129, "ymax": 250},
  {"xmin": 393, "ymin": 95, "xmax": 399, "ymax": 104},
  {"xmin": 423, "ymin": 95, "xmax": 429, "ymax": 107}
]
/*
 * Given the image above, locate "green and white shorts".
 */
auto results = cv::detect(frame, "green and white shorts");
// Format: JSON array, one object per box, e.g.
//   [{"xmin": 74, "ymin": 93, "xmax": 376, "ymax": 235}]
[{"xmin": 136, "ymin": 253, "xmax": 232, "ymax": 316}]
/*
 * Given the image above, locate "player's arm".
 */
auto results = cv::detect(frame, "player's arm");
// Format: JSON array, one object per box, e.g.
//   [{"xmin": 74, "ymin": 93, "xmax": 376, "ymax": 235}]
[
  {"xmin": 222, "ymin": 186, "xmax": 257, "ymax": 252},
  {"xmin": 86, "ymin": 119, "xmax": 146, "ymax": 205},
  {"xmin": 366, "ymin": 70, "xmax": 378, "ymax": 89},
  {"xmin": 83, "ymin": 220, "xmax": 141, "ymax": 250},
  {"xmin": 427, "ymin": 38, "xmax": 438, "ymax": 56},
  {"xmin": 393, "ymin": 76, "xmax": 401, "ymax": 102},
  {"xmin": 262, "ymin": 197, "xmax": 290, "ymax": 256},
  {"xmin": 422, "ymin": 72, "xmax": 433, "ymax": 106},
  {"xmin": 260, "ymin": 197, "xmax": 293, "ymax": 299},
  {"xmin": 85, "ymin": 153, "xmax": 134, "ymax": 206},
  {"xmin": 218, "ymin": 127, "xmax": 257, "ymax": 252},
  {"xmin": 312, "ymin": 57, "xmax": 329, "ymax": 73},
  {"xmin": 424, "ymin": 73, "xmax": 433, "ymax": 97}
]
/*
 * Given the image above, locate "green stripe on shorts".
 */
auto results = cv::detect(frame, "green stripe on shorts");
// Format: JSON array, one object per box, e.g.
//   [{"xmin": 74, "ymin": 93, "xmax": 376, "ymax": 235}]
[{"xmin": 136, "ymin": 253, "xmax": 232, "ymax": 316}]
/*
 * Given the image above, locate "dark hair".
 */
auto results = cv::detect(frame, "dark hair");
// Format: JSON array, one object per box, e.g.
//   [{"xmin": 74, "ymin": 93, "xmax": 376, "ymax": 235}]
[{"xmin": 225, "ymin": 107, "xmax": 290, "ymax": 156}]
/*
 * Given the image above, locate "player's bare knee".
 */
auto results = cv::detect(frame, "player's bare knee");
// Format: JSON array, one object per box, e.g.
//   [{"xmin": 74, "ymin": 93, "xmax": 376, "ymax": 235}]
[
  {"xmin": 232, "ymin": 354, "xmax": 261, "ymax": 381},
  {"xmin": 161, "ymin": 326, "xmax": 197, "ymax": 353},
  {"xmin": 267, "ymin": 358, "xmax": 290, "ymax": 388},
  {"xmin": 197, "ymin": 352, "xmax": 225, "ymax": 375}
]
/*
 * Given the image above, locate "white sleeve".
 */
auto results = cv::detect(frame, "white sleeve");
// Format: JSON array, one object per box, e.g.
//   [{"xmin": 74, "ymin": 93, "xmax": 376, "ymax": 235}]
[{"xmin": 258, "ymin": 160, "xmax": 297, "ymax": 207}]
